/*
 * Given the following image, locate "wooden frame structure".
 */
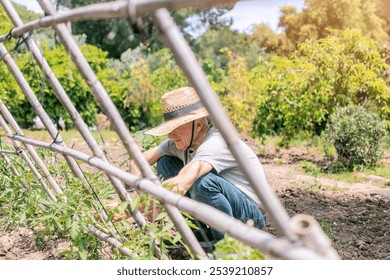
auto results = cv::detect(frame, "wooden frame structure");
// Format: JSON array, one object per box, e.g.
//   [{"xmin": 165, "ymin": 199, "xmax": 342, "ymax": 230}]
[{"xmin": 0, "ymin": 0, "xmax": 339, "ymax": 260}]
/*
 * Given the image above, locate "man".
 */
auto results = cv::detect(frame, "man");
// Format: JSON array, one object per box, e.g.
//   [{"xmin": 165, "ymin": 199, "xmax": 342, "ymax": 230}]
[{"xmin": 130, "ymin": 87, "xmax": 266, "ymax": 243}]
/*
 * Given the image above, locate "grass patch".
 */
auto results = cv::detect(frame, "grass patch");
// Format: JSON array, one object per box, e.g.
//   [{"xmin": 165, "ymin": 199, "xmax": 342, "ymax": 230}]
[
  {"xmin": 360, "ymin": 164, "xmax": 390, "ymax": 180},
  {"xmin": 298, "ymin": 160, "xmax": 390, "ymax": 187},
  {"xmin": 295, "ymin": 179, "xmax": 346, "ymax": 192},
  {"xmin": 23, "ymin": 129, "xmax": 120, "ymax": 146},
  {"xmin": 323, "ymin": 172, "xmax": 366, "ymax": 184},
  {"xmin": 300, "ymin": 161, "xmax": 322, "ymax": 177},
  {"xmin": 319, "ymin": 220, "xmax": 337, "ymax": 241}
]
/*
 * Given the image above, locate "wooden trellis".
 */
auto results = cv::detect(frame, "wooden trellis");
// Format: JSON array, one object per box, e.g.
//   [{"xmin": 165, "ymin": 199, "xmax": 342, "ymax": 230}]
[{"xmin": 0, "ymin": 0, "xmax": 339, "ymax": 260}]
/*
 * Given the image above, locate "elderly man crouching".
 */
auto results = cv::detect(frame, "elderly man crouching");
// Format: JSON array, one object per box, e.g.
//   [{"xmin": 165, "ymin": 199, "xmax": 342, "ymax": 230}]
[{"xmin": 130, "ymin": 87, "xmax": 266, "ymax": 246}]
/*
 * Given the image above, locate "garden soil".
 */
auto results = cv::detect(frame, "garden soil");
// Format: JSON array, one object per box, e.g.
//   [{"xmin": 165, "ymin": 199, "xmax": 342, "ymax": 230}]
[{"xmin": 0, "ymin": 138, "xmax": 389, "ymax": 260}]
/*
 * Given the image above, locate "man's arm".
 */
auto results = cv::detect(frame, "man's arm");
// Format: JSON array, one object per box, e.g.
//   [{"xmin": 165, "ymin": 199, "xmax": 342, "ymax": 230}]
[
  {"xmin": 129, "ymin": 147, "xmax": 161, "ymax": 177},
  {"xmin": 162, "ymin": 160, "xmax": 213, "ymax": 195}
]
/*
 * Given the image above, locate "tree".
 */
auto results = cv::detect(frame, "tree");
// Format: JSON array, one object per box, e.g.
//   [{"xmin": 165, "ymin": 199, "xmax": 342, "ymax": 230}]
[
  {"xmin": 193, "ymin": 26, "xmax": 249, "ymax": 68},
  {"xmin": 65, "ymin": 0, "xmax": 233, "ymax": 58},
  {"xmin": 12, "ymin": 2, "xmax": 41, "ymax": 22},
  {"xmin": 279, "ymin": 0, "xmax": 389, "ymax": 48},
  {"xmin": 249, "ymin": 24, "xmax": 294, "ymax": 56}
]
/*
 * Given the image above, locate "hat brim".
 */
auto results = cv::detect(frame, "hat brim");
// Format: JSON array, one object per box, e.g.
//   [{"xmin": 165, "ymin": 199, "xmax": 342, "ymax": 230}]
[{"xmin": 145, "ymin": 107, "xmax": 209, "ymax": 136}]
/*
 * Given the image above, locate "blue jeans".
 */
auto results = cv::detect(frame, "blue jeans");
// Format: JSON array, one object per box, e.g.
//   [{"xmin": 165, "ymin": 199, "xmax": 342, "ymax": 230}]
[{"xmin": 157, "ymin": 156, "xmax": 265, "ymax": 240}]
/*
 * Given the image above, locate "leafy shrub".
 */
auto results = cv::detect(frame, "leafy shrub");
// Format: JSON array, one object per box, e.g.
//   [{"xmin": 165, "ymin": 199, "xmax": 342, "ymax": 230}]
[
  {"xmin": 252, "ymin": 30, "xmax": 389, "ymax": 145},
  {"xmin": 324, "ymin": 105, "xmax": 388, "ymax": 169}
]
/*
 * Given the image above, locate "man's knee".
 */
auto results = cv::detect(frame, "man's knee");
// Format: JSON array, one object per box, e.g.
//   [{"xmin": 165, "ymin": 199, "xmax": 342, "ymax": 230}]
[{"xmin": 191, "ymin": 173, "xmax": 220, "ymax": 200}]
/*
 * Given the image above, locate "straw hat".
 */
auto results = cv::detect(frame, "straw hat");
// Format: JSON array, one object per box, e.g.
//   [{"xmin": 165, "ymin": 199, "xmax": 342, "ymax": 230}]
[{"xmin": 145, "ymin": 87, "xmax": 209, "ymax": 136}]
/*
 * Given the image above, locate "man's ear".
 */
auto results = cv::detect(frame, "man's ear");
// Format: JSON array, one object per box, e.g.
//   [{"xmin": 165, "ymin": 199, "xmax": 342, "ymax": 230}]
[{"xmin": 195, "ymin": 119, "xmax": 203, "ymax": 131}]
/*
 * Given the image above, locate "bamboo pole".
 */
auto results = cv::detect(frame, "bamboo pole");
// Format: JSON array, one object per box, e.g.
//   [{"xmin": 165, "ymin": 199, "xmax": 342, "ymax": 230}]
[
  {"xmin": 0, "ymin": 0, "xmax": 147, "ymax": 235},
  {"xmin": 0, "ymin": 43, "xmax": 86, "ymax": 181},
  {"xmin": 0, "ymin": 151, "xmax": 28, "ymax": 189},
  {"xmin": 0, "ymin": 0, "xmax": 237, "ymax": 43},
  {"xmin": 290, "ymin": 214, "xmax": 340, "ymax": 259},
  {"xmin": 9, "ymin": 133, "xmax": 337, "ymax": 260},
  {"xmin": 0, "ymin": 149, "xmax": 18, "ymax": 154},
  {"xmin": 36, "ymin": 0, "xmax": 206, "ymax": 259},
  {"xmin": 152, "ymin": 8, "xmax": 295, "ymax": 241},
  {"xmin": 0, "ymin": 102, "xmax": 60, "ymax": 202},
  {"xmin": 87, "ymin": 224, "xmax": 132, "ymax": 257}
]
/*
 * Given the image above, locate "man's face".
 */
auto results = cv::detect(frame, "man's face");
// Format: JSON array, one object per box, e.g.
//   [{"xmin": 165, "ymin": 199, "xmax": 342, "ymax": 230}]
[{"xmin": 168, "ymin": 122, "xmax": 194, "ymax": 150}]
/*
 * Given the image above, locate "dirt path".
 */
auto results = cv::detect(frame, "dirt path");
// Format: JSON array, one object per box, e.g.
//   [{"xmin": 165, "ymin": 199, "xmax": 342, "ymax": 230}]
[{"xmin": 0, "ymin": 137, "xmax": 389, "ymax": 260}]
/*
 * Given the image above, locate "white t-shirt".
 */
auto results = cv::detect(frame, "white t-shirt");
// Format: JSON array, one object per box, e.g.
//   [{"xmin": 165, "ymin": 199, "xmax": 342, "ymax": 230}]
[{"xmin": 157, "ymin": 127, "xmax": 265, "ymax": 208}]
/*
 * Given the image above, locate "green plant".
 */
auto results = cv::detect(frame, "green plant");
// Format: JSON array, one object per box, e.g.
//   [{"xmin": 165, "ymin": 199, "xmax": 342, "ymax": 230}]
[
  {"xmin": 133, "ymin": 131, "xmax": 167, "ymax": 151},
  {"xmin": 0, "ymin": 146, "xmax": 125, "ymax": 259},
  {"xmin": 212, "ymin": 235, "xmax": 265, "ymax": 260},
  {"xmin": 319, "ymin": 220, "xmax": 337, "ymax": 241},
  {"xmin": 300, "ymin": 160, "xmax": 322, "ymax": 177},
  {"xmin": 324, "ymin": 105, "xmax": 388, "ymax": 170}
]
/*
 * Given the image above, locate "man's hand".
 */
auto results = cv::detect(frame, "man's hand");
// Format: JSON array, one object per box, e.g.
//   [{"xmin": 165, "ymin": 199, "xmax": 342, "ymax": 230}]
[{"xmin": 162, "ymin": 177, "xmax": 188, "ymax": 195}]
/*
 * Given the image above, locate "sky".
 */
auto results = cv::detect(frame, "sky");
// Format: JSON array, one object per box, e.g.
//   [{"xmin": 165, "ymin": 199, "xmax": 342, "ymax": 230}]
[
  {"xmin": 9, "ymin": 0, "xmax": 306, "ymax": 33},
  {"xmin": 225, "ymin": 0, "xmax": 305, "ymax": 33}
]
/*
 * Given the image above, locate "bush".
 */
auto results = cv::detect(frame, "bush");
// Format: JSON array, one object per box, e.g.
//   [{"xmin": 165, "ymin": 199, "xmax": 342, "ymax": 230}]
[
  {"xmin": 324, "ymin": 105, "xmax": 388, "ymax": 169},
  {"xmin": 251, "ymin": 30, "xmax": 390, "ymax": 145}
]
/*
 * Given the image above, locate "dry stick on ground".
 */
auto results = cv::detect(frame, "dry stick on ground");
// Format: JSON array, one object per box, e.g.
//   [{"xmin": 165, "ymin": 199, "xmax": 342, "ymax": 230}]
[
  {"xmin": 35, "ymin": 0, "xmax": 206, "ymax": 259},
  {"xmin": 0, "ymin": 0, "xmax": 141, "ymax": 243},
  {"xmin": 0, "ymin": 103, "xmax": 60, "ymax": 202},
  {"xmin": 8, "ymin": 133, "xmax": 339, "ymax": 260}
]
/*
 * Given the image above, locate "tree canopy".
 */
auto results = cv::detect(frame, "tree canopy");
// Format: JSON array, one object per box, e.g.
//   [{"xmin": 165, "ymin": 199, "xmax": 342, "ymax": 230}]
[
  {"xmin": 251, "ymin": 0, "xmax": 390, "ymax": 56},
  {"xmin": 65, "ymin": 0, "xmax": 233, "ymax": 58},
  {"xmin": 279, "ymin": 0, "xmax": 389, "ymax": 48}
]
